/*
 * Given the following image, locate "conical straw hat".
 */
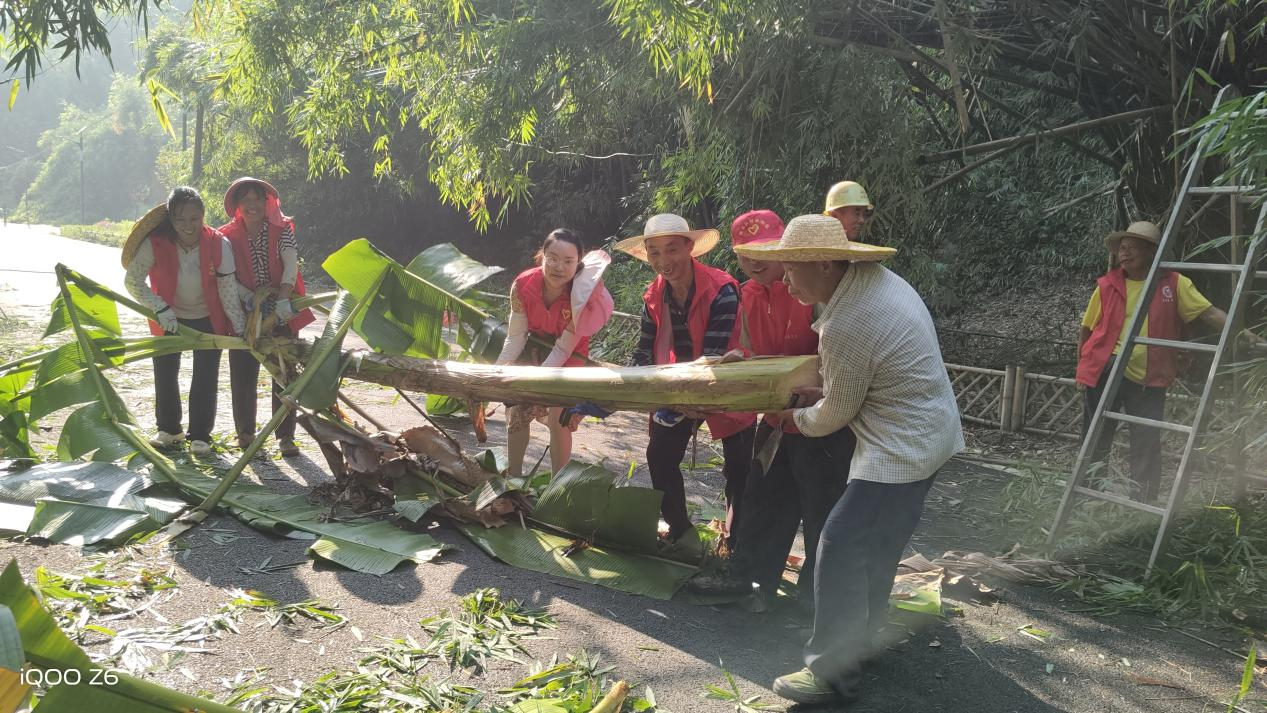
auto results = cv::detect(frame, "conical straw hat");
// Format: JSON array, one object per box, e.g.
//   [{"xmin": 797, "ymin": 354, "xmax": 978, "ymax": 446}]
[
  {"xmin": 734, "ymin": 214, "xmax": 896, "ymax": 262},
  {"xmin": 121, "ymin": 203, "xmax": 168, "ymax": 268}
]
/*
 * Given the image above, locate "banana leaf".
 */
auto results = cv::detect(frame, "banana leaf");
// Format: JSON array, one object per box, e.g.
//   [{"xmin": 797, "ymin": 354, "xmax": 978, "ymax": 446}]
[
  {"xmin": 322, "ymin": 239, "xmax": 506, "ymax": 362},
  {"xmin": 404, "ymin": 243, "xmax": 503, "ymax": 296},
  {"xmin": 0, "ymin": 369, "xmax": 35, "ymax": 459},
  {"xmin": 25, "ymin": 496, "xmax": 174, "ymax": 547},
  {"xmin": 218, "ymin": 488, "xmax": 451, "ymax": 574},
  {"xmin": 44, "ymin": 282, "xmax": 121, "ymax": 339},
  {"xmin": 532, "ymin": 462, "xmax": 662, "ymax": 552},
  {"xmin": 297, "ymin": 290, "xmax": 357, "ymax": 410},
  {"xmin": 0, "ymin": 462, "xmax": 181, "ymax": 546},
  {"xmin": 0, "ymin": 461, "xmax": 152, "ymax": 505},
  {"xmin": 457, "ymin": 525, "xmax": 696, "ymax": 601},
  {"xmin": 56, "ymin": 398, "xmax": 141, "ymax": 464},
  {"xmin": 0, "ymin": 559, "xmax": 241, "ymax": 713},
  {"xmin": 425, "ymin": 393, "xmax": 466, "ymax": 416}
]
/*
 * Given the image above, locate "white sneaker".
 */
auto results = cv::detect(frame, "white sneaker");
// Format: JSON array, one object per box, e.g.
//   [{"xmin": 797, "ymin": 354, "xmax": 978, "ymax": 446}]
[
  {"xmin": 189, "ymin": 440, "xmax": 212, "ymax": 455},
  {"xmin": 149, "ymin": 431, "xmax": 185, "ymax": 447}
]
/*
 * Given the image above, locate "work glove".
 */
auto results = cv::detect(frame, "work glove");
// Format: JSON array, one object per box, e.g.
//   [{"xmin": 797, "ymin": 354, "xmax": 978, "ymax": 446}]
[
  {"xmin": 653, "ymin": 408, "xmax": 685, "ymax": 428},
  {"xmin": 560, "ymin": 402, "xmax": 612, "ymax": 426},
  {"xmin": 237, "ymin": 282, "xmax": 255, "ymax": 312},
  {"xmin": 155, "ymin": 307, "xmax": 179, "ymax": 334},
  {"xmin": 274, "ymin": 298, "xmax": 294, "ymax": 322}
]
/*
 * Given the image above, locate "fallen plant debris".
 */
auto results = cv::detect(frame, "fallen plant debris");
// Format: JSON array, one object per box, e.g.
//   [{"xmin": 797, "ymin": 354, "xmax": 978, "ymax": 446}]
[
  {"xmin": 501, "ymin": 650, "xmax": 650, "ymax": 712},
  {"xmin": 0, "ymin": 559, "xmax": 238, "ymax": 711},
  {"xmin": 704, "ymin": 662, "xmax": 779, "ymax": 712},
  {"xmin": 222, "ymin": 588, "xmax": 348, "ymax": 630},
  {"xmin": 419, "ymin": 587, "xmax": 556, "ymax": 672}
]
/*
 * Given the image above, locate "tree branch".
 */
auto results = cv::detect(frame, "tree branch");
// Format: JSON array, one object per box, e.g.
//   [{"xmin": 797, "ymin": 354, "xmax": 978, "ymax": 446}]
[{"xmin": 917, "ymin": 106, "xmax": 1165, "ymax": 164}]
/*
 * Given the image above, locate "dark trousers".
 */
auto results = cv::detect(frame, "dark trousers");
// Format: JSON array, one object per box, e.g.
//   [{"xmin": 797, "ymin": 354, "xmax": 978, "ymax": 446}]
[
  {"xmin": 805, "ymin": 475, "xmax": 935, "ymax": 695},
  {"xmin": 152, "ymin": 316, "xmax": 221, "ymax": 442},
  {"xmin": 646, "ymin": 417, "xmax": 754, "ymax": 541},
  {"xmin": 1083, "ymin": 366, "xmax": 1166, "ymax": 501},
  {"xmin": 730, "ymin": 425, "xmax": 855, "ymax": 598},
  {"xmin": 229, "ymin": 349, "xmax": 296, "ymax": 440}
]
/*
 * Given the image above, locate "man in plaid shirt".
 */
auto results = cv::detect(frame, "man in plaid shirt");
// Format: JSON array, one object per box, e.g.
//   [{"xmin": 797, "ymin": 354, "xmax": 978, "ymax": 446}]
[{"xmin": 736, "ymin": 214, "xmax": 963, "ymax": 706}]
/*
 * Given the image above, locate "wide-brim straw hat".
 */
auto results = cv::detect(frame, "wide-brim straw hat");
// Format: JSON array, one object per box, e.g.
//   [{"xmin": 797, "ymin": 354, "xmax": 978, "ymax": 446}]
[
  {"xmin": 121, "ymin": 203, "xmax": 168, "ymax": 268},
  {"xmin": 734, "ymin": 214, "xmax": 896, "ymax": 262},
  {"xmin": 614, "ymin": 213, "xmax": 720, "ymax": 262},
  {"xmin": 223, "ymin": 176, "xmax": 279, "ymax": 218},
  {"xmin": 1105, "ymin": 220, "xmax": 1161, "ymax": 251}
]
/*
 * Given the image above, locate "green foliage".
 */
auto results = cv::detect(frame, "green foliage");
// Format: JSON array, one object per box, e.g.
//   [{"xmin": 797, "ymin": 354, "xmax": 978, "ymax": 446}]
[
  {"xmin": 16, "ymin": 75, "xmax": 168, "ymax": 224},
  {"xmin": 57, "ymin": 220, "xmax": 134, "ymax": 247},
  {"xmin": 1000, "ymin": 462, "xmax": 1267, "ymax": 625},
  {"xmin": 418, "ymin": 587, "xmax": 556, "ymax": 672},
  {"xmin": 0, "ymin": 558, "xmax": 240, "ymax": 712}
]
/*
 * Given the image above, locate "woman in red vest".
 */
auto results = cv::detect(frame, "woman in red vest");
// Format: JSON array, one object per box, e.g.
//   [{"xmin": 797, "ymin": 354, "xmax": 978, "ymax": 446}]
[
  {"xmin": 122, "ymin": 186, "xmax": 246, "ymax": 455},
  {"xmin": 1076, "ymin": 220, "xmax": 1253, "ymax": 501},
  {"xmin": 494, "ymin": 229, "xmax": 615, "ymax": 476},
  {"xmin": 219, "ymin": 177, "xmax": 315, "ymax": 457},
  {"xmin": 616, "ymin": 213, "xmax": 755, "ymax": 547}
]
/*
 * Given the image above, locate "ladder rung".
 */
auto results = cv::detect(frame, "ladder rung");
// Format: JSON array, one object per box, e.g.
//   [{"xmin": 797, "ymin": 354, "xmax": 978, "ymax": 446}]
[
  {"xmin": 1159, "ymin": 261, "xmax": 1243, "ymax": 274},
  {"xmin": 1159, "ymin": 263, "xmax": 1267, "ymax": 280},
  {"xmin": 1188, "ymin": 185, "xmax": 1260, "ymax": 195},
  {"xmin": 1243, "ymin": 472, "xmax": 1267, "ymax": 484},
  {"xmin": 1133, "ymin": 336, "xmax": 1218, "ymax": 353},
  {"xmin": 1073, "ymin": 486, "xmax": 1166, "ymax": 515},
  {"xmin": 1102, "ymin": 410, "xmax": 1192, "ymax": 434}
]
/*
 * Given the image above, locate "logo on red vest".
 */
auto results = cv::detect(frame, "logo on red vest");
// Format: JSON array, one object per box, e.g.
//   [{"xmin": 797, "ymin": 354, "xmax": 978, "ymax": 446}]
[
  {"xmin": 1161, "ymin": 285, "xmax": 1175, "ymax": 302},
  {"xmin": 560, "ymin": 308, "xmax": 572, "ymax": 324}
]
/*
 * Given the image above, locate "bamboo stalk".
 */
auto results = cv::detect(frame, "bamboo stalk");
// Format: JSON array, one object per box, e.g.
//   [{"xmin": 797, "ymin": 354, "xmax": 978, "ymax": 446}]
[
  {"xmin": 331, "ymin": 349, "xmax": 822, "ymax": 413},
  {"xmin": 338, "ymin": 390, "xmax": 388, "ymax": 431}
]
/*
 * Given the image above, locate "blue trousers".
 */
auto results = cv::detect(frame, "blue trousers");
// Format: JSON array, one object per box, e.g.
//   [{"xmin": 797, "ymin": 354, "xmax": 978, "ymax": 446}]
[
  {"xmin": 805, "ymin": 475, "xmax": 934, "ymax": 695},
  {"xmin": 729, "ymin": 425, "xmax": 854, "ymax": 600}
]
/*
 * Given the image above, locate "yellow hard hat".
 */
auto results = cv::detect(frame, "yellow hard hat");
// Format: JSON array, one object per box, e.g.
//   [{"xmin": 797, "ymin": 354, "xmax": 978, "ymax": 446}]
[{"xmin": 823, "ymin": 181, "xmax": 874, "ymax": 214}]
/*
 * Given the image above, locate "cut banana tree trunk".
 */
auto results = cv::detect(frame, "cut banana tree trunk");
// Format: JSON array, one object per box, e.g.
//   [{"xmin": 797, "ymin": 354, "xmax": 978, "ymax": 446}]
[{"xmin": 306, "ymin": 344, "xmax": 821, "ymax": 413}]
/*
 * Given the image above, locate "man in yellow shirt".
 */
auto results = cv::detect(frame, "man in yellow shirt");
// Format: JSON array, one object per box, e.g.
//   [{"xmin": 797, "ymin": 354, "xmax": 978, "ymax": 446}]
[{"xmin": 1076, "ymin": 220, "xmax": 1242, "ymax": 501}]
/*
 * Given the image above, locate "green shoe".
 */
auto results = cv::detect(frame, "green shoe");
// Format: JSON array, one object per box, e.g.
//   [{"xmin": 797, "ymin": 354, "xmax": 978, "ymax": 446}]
[{"xmin": 772, "ymin": 668, "xmax": 851, "ymax": 706}]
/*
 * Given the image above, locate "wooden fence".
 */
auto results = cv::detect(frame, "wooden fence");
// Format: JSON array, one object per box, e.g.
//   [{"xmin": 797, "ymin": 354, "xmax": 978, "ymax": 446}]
[{"xmin": 947, "ymin": 363, "xmax": 1237, "ymax": 440}]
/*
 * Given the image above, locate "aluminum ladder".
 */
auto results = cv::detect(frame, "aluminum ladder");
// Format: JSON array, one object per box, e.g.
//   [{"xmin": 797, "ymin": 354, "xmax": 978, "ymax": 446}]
[{"xmin": 1046, "ymin": 88, "xmax": 1266, "ymax": 573}]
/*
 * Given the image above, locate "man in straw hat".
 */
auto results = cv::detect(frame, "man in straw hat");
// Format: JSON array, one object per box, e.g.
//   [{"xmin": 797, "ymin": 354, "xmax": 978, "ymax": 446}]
[
  {"xmin": 735, "ymin": 214, "xmax": 963, "ymax": 705},
  {"xmin": 687, "ymin": 210, "xmax": 854, "ymax": 615},
  {"xmin": 1077, "ymin": 219, "xmax": 1263, "ymax": 502},
  {"xmin": 823, "ymin": 180, "xmax": 874, "ymax": 241},
  {"xmin": 616, "ymin": 213, "xmax": 756, "ymax": 547}
]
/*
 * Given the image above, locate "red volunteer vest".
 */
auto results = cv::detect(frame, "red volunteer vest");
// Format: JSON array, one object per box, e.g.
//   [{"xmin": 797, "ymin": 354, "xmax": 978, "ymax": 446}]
[
  {"xmin": 741, "ymin": 278, "xmax": 817, "ymax": 433},
  {"xmin": 643, "ymin": 259, "xmax": 755, "ymax": 440},
  {"xmin": 1076, "ymin": 269, "xmax": 1182, "ymax": 388},
  {"xmin": 219, "ymin": 217, "xmax": 316, "ymax": 332},
  {"xmin": 146, "ymin": 226, "xmax": 233, "ymax": 336},
  {"xmin": 511, "ymin": 267, "xmax": 590, "ymax": 367}
]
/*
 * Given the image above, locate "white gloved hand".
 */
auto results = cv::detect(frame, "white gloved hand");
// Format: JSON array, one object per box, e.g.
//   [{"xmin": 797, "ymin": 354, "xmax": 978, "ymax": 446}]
[
  {"xmin": 274, "ymin": 298, "xmax": 294, "ymax": 322},
  {"xmin": 156, "ymin": 308, "xmax": 179, "ymax": 334}
]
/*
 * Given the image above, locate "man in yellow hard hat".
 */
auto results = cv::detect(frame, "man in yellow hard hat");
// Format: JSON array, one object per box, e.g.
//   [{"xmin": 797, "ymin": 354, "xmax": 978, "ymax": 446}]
[{"xmin": 823, "ymin": 181, "xmax": 874, "ymax": 241}]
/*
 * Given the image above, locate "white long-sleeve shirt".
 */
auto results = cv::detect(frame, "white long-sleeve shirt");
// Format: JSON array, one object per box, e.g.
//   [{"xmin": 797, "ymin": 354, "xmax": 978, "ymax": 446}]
[
  {"xmin": 494, "ymin": 282, "xmax": 582, "ymax": 368},
  {"xmin": 794, "ymin": 261, "xmax": 964, "ymax": 484},
  {"xmin": 125, "ymin": 235, "xmax": 246, "ymax": 335}
]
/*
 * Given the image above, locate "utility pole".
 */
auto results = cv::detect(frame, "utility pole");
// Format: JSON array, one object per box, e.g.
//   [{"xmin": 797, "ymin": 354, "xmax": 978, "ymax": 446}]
[{"xmin": 76, "ymin": 126, "xmax": 87, "ymax": 224}]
